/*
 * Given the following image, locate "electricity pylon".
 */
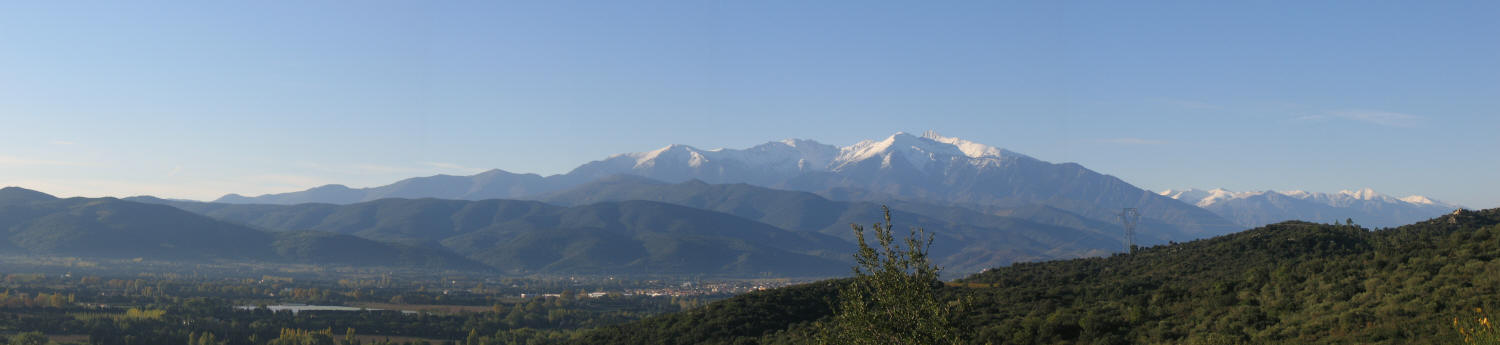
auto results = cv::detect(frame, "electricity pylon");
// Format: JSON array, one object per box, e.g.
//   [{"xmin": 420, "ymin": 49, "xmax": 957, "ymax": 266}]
[{"xmin": 1118, "ymin": 208, "xmax": 1140, "ymax": 254}]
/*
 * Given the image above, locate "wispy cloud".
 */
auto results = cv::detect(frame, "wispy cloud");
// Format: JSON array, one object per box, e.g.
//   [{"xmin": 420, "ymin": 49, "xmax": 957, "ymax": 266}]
[
  {"xmin": 1291, "ymin": 114, "xmax": 1328, "ymax": 122},
  {"xmin": 1159, "ymin": 98, "xmax": 1222, "ymax": 110},
  {"xmin": 1331, "ymin": 110, "xmax": 1423, "ymax": 127},
  {"xmin": 297, "ymin": 161, "xmax": 487, "ymax": 176},
  {"xmin": 0, "ymin": 155, "xmax": 85, "ymax": 167},
  {"xmin": 1295, "ymin": 110, "xmax": 1424, "ymax": 128},
  {"xmin": 2, "ymin": 177, "xmax": 325, "ymax": 201},
  {"xmin": 349, "ymin": 164, "xmax": 413, "ymax": 174},
  {"xmin": 1097, "ymin": 138, "xmax": 1168, "ymax": 145},
  {"xmin": 298, "ymin": 162, "xmax": 421, "ymax": 175},
  {"xmin": 244, "ymin": 174, "xmax": 329, "ymax": 188},
  {"xmin": 422, "ymin": 162, "xmax": 485, "ymax": 174}
]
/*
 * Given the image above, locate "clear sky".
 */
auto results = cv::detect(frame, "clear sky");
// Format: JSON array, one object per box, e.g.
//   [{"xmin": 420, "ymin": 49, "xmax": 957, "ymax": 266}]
[{"xmin": 2, "ymin": 1, "xmax": 1496, "ymax": 207}]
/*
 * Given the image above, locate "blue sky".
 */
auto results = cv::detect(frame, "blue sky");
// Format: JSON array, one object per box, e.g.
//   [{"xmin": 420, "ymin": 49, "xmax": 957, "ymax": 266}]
[{"xmin": 1, "ymin": 1, "xmax": 1496, "ymax": 207}]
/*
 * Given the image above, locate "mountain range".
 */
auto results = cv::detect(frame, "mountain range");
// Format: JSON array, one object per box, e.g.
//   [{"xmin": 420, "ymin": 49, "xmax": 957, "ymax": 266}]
[
  {"xmin": 1159, "ymin": 187, "xmax": 1460, "ymax": 228},
  {"xmin": 215, "ymin": 131, "xmax": 1245, "ymax": 242},
  {"xmin": 5, "ymin": 131, "xmax": 1463, "ymax": 278},
  {"xmin": 136, "ymin": 177, "xmax": 1133, "ymax": 275}
]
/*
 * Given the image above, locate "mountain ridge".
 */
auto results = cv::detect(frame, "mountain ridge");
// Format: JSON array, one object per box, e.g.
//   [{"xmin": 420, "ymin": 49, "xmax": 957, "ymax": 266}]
[
  {"xmin": 0, "ymin": 187, "xmax": 489, "ymax": 270},
  {"xmin": 207, "ymin": 132, "xmax": 1244, "ymax": 242},
  {"xmin": 537, "ymin": 175, "xmax": 1128, "ymax": 274},
  {"xmin": 1159, "ymin": 187, "xmax": 1460, "ymax": 227},
  {"xmin": 137, "ymin": 195, "xmax": 854, "ymax": 277}
]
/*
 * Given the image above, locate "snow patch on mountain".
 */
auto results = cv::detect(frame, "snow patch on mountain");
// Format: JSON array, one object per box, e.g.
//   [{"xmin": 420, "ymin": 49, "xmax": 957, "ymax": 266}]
[
  {"xmin": 608, "ymin": 131, "xmax": 1025, "ymax": 176},
  {"xmin": 1157, "ymin": 188, "xmax": 1263, "ymax": 207},
  {"xmin": 1401, "ymin": 195, "xmax": 1442, "ymax": 205},
  {"xmin": 623, "ymin": 144, "xmax": 693, "ymax": 168},
  {"xmin": 1158, "ymin": 189, "xmax": 1211, "ymax": 204},
  {"xmin": 1199, "ymin": 189, "xmax": 1264, "ymax": 207},
  {"xmin": 711, "ymin": 139, "xmax": 841, "ymax": 173},
  {"xmin": 1280, "ymin": 190, "xmax": 1311, "ymax": 199},
  {"xmin": 1159, "ymin": 187, "xmax": 1458, "ymax": 209},
  {"xmin": 921, "ymin": 130, "xmax": 1007, "ymax": 158},
  {"xmin": 834, "ymin": 132, "xmax": 967, "ymax": 172}
]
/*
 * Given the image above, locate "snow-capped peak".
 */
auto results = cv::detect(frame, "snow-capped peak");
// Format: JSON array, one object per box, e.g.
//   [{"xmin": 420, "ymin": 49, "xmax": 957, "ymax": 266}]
[
  {"xmin": 827, "ymin": 131, "xmax": 1024, "ymax": 172},
  {"xmin": 1158, "ymin": 188, "xmax": 1211, "ymax": 203},
  {"xmin": 1338, "ymin": 187, "xmax": 1388, "ymax": 201},
  {"xmin": 833, "ymin": 132, "xmax": 964, "ymax": 171},
  {"xmin": 921, "ymin": 131, "xmax": 1005, "ymax": 158},
  {"xmin": 631, "ymin": 144, "xmax": 701, "ymax": 167},
  {"xmin": 732, "ymin": 139, "xmax": 840, "ymax": 171},
  {"xmin": 1159, "ymin": 188, "xmax": 1263, "ymax": 207},
  {"xmin": 1400, "ymin": 195, "xmax": 1439, "ymax": 205},
  {"xmin": 600, "ymin": 131, "xmax": 1024, "ymax": 176},
  {"xmin": 1398, "ymin": 195, "xmax": 1460, "ymax": 208},
  {"xmin": 1198, "ymin": 189, "xmax": 1263, "ymax": 207},
  {"xmin": 779, "ymin": 138, "xmax": 820, "ymax": 148},
  {"xmin": 1159, "ymin": 187, "xmax": 1461, "ymax": 209},
  {"xmin": 1279, "ymin": 190, "xmax": 1311, "ymax": 199}
]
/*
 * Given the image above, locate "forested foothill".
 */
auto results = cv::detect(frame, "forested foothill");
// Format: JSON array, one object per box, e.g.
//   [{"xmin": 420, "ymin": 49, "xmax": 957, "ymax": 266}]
[
  {"xmin": 5, "ymin": 209, "xmax": 1500, "ymax": 344},
  {"xmin": 573, "ymin": 208, "xmax": 1500, "ymax": 344}
]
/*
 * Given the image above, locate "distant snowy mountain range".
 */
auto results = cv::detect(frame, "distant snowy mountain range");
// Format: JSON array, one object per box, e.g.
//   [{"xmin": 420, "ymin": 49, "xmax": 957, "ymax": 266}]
[
  {"xmin": 1158, "ymin": 187, "xmax": 1461, "ymax": 228},
  {"xmin": 561, "ymin": 130, "xmax": 1032, "ymax": 186},
  {"xmin": 216, "ymin": 131, "xmax": 1028, "ymax": 203},
  {"xmin": 216, "ymin": 131, "xmax": 1242, "ymax": 243},
  {"xmin": 212, "ymin": 131, "xmax": 1460, "ymax": 254},
  {"xmin": 11, "ymin": 131, "xmax": 1462, "ymax": 276}
]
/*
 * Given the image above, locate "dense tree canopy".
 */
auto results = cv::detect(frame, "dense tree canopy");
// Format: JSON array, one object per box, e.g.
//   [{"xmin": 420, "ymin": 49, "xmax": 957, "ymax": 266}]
[
  {"xmin": 573, "ymin": 208, "xmax": 1500, "ymax": 345},
  {"xmin": 817, "ymin": 206, "xmax": 961, "ymax": 344}
]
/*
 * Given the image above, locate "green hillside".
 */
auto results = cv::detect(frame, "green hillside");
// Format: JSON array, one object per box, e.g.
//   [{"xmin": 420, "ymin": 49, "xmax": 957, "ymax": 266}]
[
  {"xmin": 270, "ymin": 231, "xmax": 492, "ymax": 270},
  {"xmin": 0, "ymin": 193, "xmax": 278, "ymax": 260},
  {"xmin": 571, "ymin": 208, "xmax": 1500, "ymax": 344}
]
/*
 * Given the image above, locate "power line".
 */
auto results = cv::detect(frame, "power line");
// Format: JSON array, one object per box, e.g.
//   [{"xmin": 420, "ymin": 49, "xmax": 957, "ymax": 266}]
[{"xmin": 1118, "ymin": 208, "xmax": 1140, "ymax": 254}]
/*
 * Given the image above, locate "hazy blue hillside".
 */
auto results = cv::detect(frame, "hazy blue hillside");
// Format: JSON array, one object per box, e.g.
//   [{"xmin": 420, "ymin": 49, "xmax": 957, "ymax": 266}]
[
  {"xmin": 136, "ymin": 196, "xmax": 853, "ymax": 277},
  {"xmin": 540, "ymin": 175, "xmax": 1127, "ymax": 273},
  {"xmin": 142, "ymin": 177, "xmax": 1135, "ymax": 275},
  {"xmin": 213, "ymin": 169, "xmax": 580, "ymax": 205},
  {"xmin": 270, "ymin": 231, "xmax": 491, "ymax": 270},
  {"xmin": 1, "ymin": 187, "xmax": 487, "ymax": 270},
  {"xmin": 2, "ymin": 190, "xmax": 277, "ymax": 260}
]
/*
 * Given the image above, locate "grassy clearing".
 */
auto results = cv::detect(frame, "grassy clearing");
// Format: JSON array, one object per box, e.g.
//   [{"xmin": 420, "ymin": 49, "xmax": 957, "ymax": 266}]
[{"xmin": 69, "ymin": 308, "xmax": 165, "ymax": 321}]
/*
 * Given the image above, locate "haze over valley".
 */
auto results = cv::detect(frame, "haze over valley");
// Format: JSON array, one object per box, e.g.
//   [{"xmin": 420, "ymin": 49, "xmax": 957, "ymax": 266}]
[
  {"xmin": 2, "ymin": 132, "xmax": 1468, "ymax": 277},
  {"xmin": 2, "ymin": 1, "xmax": 1496, "ymax": 344}
]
